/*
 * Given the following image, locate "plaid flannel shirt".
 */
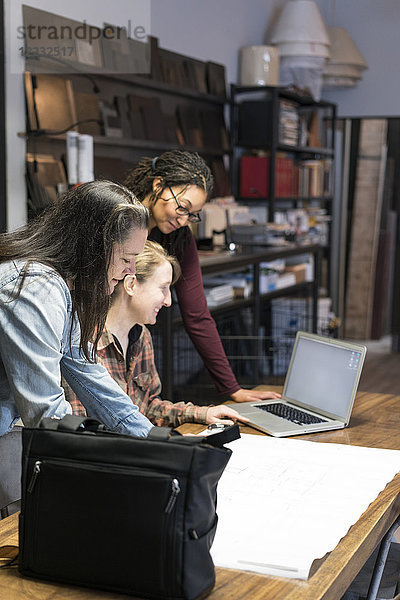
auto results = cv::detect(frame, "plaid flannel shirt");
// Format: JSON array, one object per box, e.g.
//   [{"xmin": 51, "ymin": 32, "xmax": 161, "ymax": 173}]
[{"xmin": 63, "ymin": 325, "xmax": 209, "ymax": 427}]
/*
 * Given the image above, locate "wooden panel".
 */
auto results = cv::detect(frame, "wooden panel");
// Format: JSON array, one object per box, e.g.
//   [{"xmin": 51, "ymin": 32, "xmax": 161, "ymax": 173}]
[{"xmin": 345, "ymin": 119, "xmax": 387, "ymax": 339}]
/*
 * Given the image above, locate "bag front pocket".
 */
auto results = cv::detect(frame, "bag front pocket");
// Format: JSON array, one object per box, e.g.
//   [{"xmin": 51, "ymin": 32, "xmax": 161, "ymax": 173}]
[{"xmin": 21, "ymin": 457, "xmax": 184, "ymax": 597}]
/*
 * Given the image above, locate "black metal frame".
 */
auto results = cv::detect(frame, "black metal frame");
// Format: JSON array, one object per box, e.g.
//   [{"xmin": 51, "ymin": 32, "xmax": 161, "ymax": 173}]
[{"xmin": 0, "ymin": 0, "xmax": 6, "ymax": 232}]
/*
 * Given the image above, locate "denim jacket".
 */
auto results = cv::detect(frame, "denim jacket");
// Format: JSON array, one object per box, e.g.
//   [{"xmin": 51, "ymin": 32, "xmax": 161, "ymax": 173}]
[{"xmin": 0, "ymin": 260, "xmax": 152, "ymax": 437}]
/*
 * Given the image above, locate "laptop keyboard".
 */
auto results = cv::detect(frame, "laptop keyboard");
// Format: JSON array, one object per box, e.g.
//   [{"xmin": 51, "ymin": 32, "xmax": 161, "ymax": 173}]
[{"xmin": 255, "ymin": 403, "xmax": 327, "ymax": 426}]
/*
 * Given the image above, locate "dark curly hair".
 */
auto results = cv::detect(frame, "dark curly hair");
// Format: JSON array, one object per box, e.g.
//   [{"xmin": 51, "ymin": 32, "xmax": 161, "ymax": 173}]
[
  {"xmin": 0, "ymin": 180, "xmax": 149, "ymax": 361},
  {"xmin": 123, "ymin": 151, "xmax": 213, "ymax": 255}
]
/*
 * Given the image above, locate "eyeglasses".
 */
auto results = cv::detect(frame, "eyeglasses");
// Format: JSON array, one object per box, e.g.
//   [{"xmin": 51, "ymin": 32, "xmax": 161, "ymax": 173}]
[{"xmin": 167, "ymin": 186, "xmax": 202, "ymax": 224}]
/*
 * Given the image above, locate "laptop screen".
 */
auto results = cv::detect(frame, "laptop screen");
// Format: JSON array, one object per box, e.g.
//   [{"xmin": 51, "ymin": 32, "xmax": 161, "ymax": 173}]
[{"xmin": 284, "ymin": 334, "xmax": 365, "ymax": 420}]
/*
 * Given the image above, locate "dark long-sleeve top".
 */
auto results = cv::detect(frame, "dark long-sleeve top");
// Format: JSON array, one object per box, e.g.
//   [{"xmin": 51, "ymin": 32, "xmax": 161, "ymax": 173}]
[{"xmin": 148, "ymin": 227, "xmax": 240, "ymax": 396}]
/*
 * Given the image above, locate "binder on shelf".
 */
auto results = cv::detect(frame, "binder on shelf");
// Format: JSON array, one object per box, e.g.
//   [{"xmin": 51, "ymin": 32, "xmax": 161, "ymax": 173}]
[
  {"xmin": 159, "ymin": 49, "xmax": 187, "ymax": 88},
  {"xmin": 206, "ymin": 61, "xmax": 227, "ymax": 97},
  {"xmin": 240, "ymin": 154, "xmax": 295, "ymax": 198},
  {"xmin": 77, "ymin": 134, "xmax": 94, "ymax": 183},
  {"xmin": 148, "ymin": 36, "xmax": 162, "ymax": 81},
  {"xmin": 192, "ymin": 61, "xmax": 208, "ymax": 94},
  {"xmin": 210, "ymin": 157, "xmax": 231, "ymax": 197},
  {"xmin": 114, "ymin": 96, "xmax": 133, "ymax": 138},
  {"xmin": 94, "ymin": 156, "xmax": 133, "ymax": 183},
  {"xmin": 74, "ymin": 92, "xmax": 102, "ymax": 137},
  {"xmin": 99, "ymin": 100, "xmax": 123, "ymax": 138},
  {"xmin": 26, "ymin": 153, "xmax": 67, "ymax": 210},
  {"xmin": 200, "ymin": 108, "xmax": 229, "ymax": 151},
  {"xmin": 102, "ymin": 22, "xmax": 133, "ymax": 73},
  {"xmin": 163, "ymin": 114, "xmax": 181, "ymax": 145},
  {"xmin": 66, "ymin": 131, "xmax": 79, "ymax": 185},
  {"xmin": 176, "ymin": 105, "xmax": 203, "ymax": 147},
  {"xmin": 127, "ymin": 95, "xmax": 167, "ymax": 141},
  {"xmin": 238, "ymin": 100, "xmax": 272, "ymax": 147},
  {"xmin": 24, "ymin": 73, "xmax": 77, "ymax": 133}
]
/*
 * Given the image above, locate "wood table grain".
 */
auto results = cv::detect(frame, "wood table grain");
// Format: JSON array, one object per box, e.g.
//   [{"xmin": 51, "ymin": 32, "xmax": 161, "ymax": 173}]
[{"xmin": 1, "ymin": 390, "xmax": 400, "ymax": 600}]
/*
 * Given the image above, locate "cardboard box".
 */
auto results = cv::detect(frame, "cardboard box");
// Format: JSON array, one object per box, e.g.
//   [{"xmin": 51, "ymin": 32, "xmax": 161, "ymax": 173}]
[{"xmin": 284, "ymin": 264, "xmax": 307, "ymax": 284}]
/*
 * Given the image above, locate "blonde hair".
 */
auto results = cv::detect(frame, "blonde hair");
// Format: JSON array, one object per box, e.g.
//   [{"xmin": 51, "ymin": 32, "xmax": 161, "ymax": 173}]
[
  {"xmin": 135, "ymin": 240, "xmax": 181, "ymax": 285},
  {"xmin": 111, "ymin": 240, "xmax": 181, "ymax": 302}
]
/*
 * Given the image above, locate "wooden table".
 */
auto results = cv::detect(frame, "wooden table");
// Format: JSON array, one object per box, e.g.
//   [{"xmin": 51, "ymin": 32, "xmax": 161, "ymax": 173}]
[{"xmin": 1, "ymin": 390, "xmax": 400, "ymax": 599}]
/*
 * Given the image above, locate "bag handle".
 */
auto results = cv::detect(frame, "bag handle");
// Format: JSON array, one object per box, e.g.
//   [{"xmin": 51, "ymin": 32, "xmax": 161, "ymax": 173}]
[
  {"xmin": 39, "ymin": 415, "xmax": 105, "ymax": 433},
  {"xmin": 203, "ymin": 423, "xmax": 241, "ymax": 448},
  {"xmin": 147, "ymin": 424, "xmax": 240, "ymax": 448},
  {"xmin": 146, "ymin": 426, "xmax": 175, "ymax": 440}
]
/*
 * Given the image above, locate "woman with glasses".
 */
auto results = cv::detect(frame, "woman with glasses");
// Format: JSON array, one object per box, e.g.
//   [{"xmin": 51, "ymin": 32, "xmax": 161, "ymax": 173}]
[
  {"xmin": 65, "ymin": 240, "xmax": 248, "ymax": 427},
  {"xmin": 124, "ymin": 150, "xmax": 280, "ymax": 404}
]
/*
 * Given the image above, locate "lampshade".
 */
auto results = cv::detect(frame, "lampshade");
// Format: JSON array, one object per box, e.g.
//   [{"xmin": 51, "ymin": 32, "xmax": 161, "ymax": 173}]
[
  {"xmin": 270, "ymin": 0, "xmax": 330, "ymax": 46},
  {"xmin": 326, "ymin": 27, "xmax": 367, "ymax": 69},
  {"xmin": 323, "ymin": 26, "xmax": 367, "ymax": 88}
]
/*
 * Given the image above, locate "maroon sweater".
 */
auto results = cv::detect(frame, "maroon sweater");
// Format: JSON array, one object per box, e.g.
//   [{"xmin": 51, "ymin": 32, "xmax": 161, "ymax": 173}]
[{"xmin": 149, "ymin": 227, "xmax": 239, "ymax": 396}]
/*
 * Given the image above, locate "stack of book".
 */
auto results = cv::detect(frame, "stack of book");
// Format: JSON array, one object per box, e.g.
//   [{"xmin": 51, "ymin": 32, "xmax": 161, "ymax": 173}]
[
  {"xmin": 204, "ymin": 283, "xmax": 233, "ymax": 307},
  {"xmin": 279, "ymin": 100, "xmax": 299, "ymax": 146}
]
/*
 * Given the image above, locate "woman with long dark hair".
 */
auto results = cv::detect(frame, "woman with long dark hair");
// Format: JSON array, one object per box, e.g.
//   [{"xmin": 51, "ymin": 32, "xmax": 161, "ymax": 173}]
[
  {"xmin": 124, "ymin": 151, "xmax": 280, "ymax": 404},
  {"xmin": 0, "ymin": 180, "xmax": 152, "ymax": 438}
]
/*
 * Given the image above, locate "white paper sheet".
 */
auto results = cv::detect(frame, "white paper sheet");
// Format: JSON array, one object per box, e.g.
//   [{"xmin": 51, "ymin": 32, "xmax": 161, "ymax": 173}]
[{"xmin": 210, "ymin": 434, "xmax": 400, "ymax": 579}]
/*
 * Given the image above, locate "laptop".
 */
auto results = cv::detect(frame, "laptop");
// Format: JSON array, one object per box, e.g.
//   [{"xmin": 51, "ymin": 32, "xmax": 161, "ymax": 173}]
[{"xmin": 226, "ymin": 331, "xmax": 367, "ymax": 437}]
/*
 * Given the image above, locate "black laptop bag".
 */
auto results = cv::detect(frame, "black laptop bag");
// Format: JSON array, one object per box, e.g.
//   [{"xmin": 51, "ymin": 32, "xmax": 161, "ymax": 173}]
[{"xmin": 19, "ymin": 415, "xmax": 239, "ymax": 600}]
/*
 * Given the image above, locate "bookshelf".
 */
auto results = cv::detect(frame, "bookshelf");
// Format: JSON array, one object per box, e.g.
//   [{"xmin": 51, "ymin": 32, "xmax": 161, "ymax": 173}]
[{"xmin": 230, "ymin": 84, "xmax": 336, "ymax": 295}]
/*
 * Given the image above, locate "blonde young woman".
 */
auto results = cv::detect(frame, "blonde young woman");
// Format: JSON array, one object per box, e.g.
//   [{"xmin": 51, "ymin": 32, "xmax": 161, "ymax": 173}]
[{"xmin": 66, "ymin": 241, "xmax": 248, "ymax": 428}]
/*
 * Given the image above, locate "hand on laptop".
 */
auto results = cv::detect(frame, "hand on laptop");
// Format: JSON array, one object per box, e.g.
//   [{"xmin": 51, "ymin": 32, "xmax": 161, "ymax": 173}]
[
  {"xmin": 231, "ymin": 388, "xmax": 281, "ymax": 403},
  {"xmin": 206, "ymin": 405, "xmax": 250, "ymax": 425}
]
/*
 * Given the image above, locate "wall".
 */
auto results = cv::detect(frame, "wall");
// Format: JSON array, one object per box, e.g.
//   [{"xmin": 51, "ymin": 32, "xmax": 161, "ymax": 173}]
[
  {"xmin": 316, "ymin": 0, "xmax": 400, "ymax": 118},
  {"xmin": 150, "ymin": 0, "xmax": 279, "ymax": 85},
  {"xmin": 4, "ymin": 0, "xmax": 276, "ymax": 230}
]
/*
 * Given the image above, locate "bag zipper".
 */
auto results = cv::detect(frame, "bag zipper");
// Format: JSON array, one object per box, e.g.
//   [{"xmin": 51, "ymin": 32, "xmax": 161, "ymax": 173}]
[
  {"xmin": 28, "ymin": 458, "xmax": 181, "ymax": 514},
  {"xmin": 27, "ymin": 460, "xmax": 42, "ymax": 493},
  {"xmin": 165, "ymin": 478, "xmax": 181, "ymax": 513}
]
